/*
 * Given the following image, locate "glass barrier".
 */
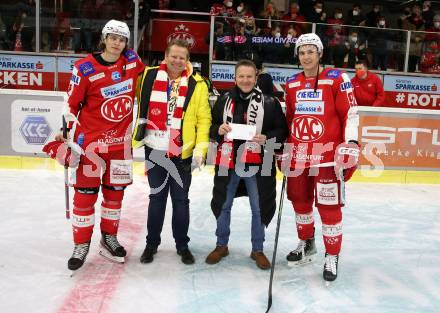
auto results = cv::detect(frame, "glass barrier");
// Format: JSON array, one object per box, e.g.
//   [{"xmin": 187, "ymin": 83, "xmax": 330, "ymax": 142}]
[
  {"xmin": 0, "ymin": 0, "xmax": 36, "ymax": 52},
  {"xmin": 40, "ymin": 0, "xmax": 135, "ymax": 53},
  {"xmin": 412, "ymin": 29, "xmax": 440, "ymax": 74}
]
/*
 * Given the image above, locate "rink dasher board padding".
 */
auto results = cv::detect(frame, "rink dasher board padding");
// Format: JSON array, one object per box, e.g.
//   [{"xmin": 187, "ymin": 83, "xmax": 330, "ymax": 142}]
[
  {"xmin": 0, "ymin": 156, "xmax": 439, "ymax": 184},
  {"xmin": 1, "ymin": 89, "xmax": 439, "ymax": 184}
]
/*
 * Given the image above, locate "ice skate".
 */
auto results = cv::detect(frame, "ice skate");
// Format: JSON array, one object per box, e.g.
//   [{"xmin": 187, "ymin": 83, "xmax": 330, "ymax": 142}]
[
  {"xmin": 68, "ymin": 242, "xmax": 90, "ymax": 274},
  {"xmin": 286, "ymin": 237, "xmax": 317, "ymax": 267},
  {"xmin": 323, "ymin": 253, "xmax": 339, "ymax": 284},
  {"xmin": 99, "ymin": 232, "xmax": 126, "ymax": 263}
]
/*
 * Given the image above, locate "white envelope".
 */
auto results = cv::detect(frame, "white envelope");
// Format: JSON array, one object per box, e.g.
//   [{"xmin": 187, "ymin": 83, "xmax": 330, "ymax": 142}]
[{"xmin": 226, "ymin": 123, "xmax": 256, "ymax": 141}]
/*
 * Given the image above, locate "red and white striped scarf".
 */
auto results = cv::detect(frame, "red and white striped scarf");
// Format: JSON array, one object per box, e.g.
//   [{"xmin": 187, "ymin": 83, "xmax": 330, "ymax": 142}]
[{"xmin": 147, "ymin": 62, "xmax": 188, "ymax": 157}]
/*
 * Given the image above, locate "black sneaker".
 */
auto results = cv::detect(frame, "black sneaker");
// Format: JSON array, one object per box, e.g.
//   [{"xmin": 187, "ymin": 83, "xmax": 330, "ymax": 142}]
[
  {"xmin": 177, "ymin": 248, "xmax": 195, "ymax": 265},
  {"xmin": 68, "ymin": 242, "xmax": 91, "ymax": 271},
  {"xmin": 140, "ymin": 246, "xmax": 157, "ymax": 263}
]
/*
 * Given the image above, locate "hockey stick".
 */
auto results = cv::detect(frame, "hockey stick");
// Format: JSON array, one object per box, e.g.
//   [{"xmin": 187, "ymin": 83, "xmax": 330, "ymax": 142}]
[
  {"xmin": 265, "ymin": 175, "xmax": 287, "ymax": 313},
  {"xmin": 62, "ymin": 116, "xmax": 70, "ymax": 220}
]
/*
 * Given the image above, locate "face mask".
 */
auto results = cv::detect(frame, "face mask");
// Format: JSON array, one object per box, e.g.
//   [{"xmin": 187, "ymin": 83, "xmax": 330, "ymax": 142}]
[
  {"xmin": 378, "ymin": 20, "xmax": 385, "ymax": 26},
  {"xmin": 374, "ymin": 8, "xmax": 379, "ymax": 13},
  {"xmin": 237, "ymin": 6, "xmax": 243, "ymax": 13},
  {"xmin": 287, "ymin": 34, "xmax": 293, "ymax": 39},
  {"xmin": 315, "ymin": 8, "xmax": 322, "ymax": 14},
  {"xmin": 353, "ymin": 10, "xmax": 359, "ymax": 16},
  {"xmin": 423, "ymin": 6, "xmax": 429, "ymax": 11},
  {"xmin": 226, "ymin": 1, "xmax": 232, "ymax": 8},
  {"xmin": 434, "ymin": 22, "xmax": 440, "ymax": 28},
  {"xmin": 351, "ymin": 36, "xmax": 358, "ymax": 42},
  {"xmin": 356, "ymin": 69, "xmax": 367, "ymax": 78},
  {"xmin": 275, "ymin": 32, "xmax": 281, "ymax": 38},
  {"xmin": 405, "ymin": 10, "xmax": 411, "ymax": 15},
  {"xmin": 336, "ymin": 13, "xmax": 342, "ymax": 19},
  {"xmin": 246, "ymin": 25, "xmax": 253, "ymax": 30}
]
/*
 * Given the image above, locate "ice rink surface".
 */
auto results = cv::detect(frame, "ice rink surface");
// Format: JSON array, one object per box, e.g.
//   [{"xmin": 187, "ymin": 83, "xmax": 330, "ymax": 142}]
[{"xmin": 0, "ymin": 168, "xmax": 439, "ymax": 313}]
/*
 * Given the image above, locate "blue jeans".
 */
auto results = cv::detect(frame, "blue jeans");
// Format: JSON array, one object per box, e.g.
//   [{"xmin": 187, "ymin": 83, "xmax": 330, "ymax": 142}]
[
  {"xmin": 145, "ymin": 147, "xmax": 192, "ymax": 251},
  {"xmin": 216, "ymin": 172, "xmax": 265, "ymax": 251}
]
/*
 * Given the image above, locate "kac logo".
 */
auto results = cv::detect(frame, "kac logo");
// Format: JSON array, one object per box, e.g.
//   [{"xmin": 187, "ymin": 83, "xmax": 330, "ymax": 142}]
[
  {"xmin": 101, "ymin": 95, "xmax": 133, "ymax": 122},
  {"xmin": 292, "ymin": 115, "xmax": 324, "ymax": 142},
  {"xmin": 19, "ymin": 116, "xmax": 52, "ymax": 145}
]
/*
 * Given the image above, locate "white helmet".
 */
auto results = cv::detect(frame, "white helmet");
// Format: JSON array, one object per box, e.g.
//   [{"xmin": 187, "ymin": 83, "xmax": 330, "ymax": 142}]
[
  {"xmin": 102, "ymin": 20, "xmax": 130, "ymax": 41},
  {"xmin": 295, "ymin": 33, "xmax": 323, "ymax": 56}
]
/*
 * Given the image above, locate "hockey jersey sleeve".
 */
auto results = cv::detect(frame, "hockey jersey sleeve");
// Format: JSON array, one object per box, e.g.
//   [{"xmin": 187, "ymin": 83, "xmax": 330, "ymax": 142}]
[
  {"xmin": 64, "ymin": 64, "xmax": 90, "ymax": 128},
  {"xmin": 285, "ymin": 85, "xmax": 295, "ymax": 135},
  {"xmin": 335, "ymin": 73, "xmax": 359, "ymax": 143}
]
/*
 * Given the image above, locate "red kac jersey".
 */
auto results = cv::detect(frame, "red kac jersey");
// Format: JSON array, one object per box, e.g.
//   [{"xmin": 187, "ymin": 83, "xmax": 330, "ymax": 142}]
[
  {"xmin": 285, "ymin": 68, "xmax": 359, "ymax": 168},
  {"xmin": 66, "ymin": 49, "xmax": 145, "ymax": 151}
]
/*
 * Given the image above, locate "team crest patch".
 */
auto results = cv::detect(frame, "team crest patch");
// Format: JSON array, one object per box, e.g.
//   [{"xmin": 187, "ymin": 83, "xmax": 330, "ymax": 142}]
[
  {"xmin": 111, "ymin": 71, "xmax": 121, "ymax": 82},
  {"xmin": 326, "ymin": 69, "xmax": 341, "ymax": 78},
  {"xmin": 305, "ymin": 82, "xmax": 311, "ymax": 88},
  {"xmin": 79, "ymin": 61, "xmax": 95, "ymax": 77}
]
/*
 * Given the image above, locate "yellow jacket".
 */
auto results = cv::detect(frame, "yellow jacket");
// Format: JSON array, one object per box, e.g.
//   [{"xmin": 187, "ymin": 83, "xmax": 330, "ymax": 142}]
[{"xmin": 132, "ymin": 66, "xmax": 212, "ymax": 160}]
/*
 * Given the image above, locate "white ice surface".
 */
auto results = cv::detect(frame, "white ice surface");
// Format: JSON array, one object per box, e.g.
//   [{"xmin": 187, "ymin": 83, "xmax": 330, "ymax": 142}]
[{"xmin": 0, "ymin": 168, "xmax": 439, "ymax": 313}]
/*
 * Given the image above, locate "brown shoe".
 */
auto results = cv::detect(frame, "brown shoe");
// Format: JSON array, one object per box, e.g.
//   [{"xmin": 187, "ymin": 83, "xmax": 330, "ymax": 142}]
[
  {"xmin": 205, "ymin": 246, "xmax": 229, "ymax": 264},
  {"xmin": 250, "ymin": 251, "xmax": 271, "ymax": 270}
]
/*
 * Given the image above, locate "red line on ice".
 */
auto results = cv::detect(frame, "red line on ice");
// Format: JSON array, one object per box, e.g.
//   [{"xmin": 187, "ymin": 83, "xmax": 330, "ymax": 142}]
[{"xmin": 56, "ymin": 182, "xmax": 148, "ymax": 313}]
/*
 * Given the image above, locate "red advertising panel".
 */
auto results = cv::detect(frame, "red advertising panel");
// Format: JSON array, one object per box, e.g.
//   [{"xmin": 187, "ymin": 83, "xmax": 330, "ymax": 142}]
[
  {"xmin": 150, "ymin": 19, "xmax": 210, "ymax": 54},
  {"xmin": 383, "ymin": 75, "xmax": 440, "ymax": 110},
  {"xmin": 0, "ymin": 54, "xmax": 56, "ymax": 90},
  {"xmin": 359, "ymin": 109, "xmax": 440, "ymax": 170}
]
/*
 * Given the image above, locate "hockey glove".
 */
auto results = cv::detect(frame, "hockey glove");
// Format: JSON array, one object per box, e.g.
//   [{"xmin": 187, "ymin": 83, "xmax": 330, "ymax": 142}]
[
  {"xmin": 42, "ymin": 140, "xmax": 83, "ymax": 168},
  {"xmin": 334, "ymin": 141, "xmax": 360, "ymax": 181}
]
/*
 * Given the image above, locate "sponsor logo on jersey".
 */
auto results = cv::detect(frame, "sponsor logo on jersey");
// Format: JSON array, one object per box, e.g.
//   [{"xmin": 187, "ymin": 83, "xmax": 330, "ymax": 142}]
[
  {"xmin": 89, "ymin": 72, "xmax": 105, "ymax": 82},
  {"xmin": 288, "ymin": 81, "xmax": 301, "ymax": 88},
  {"xmin": 111, "ymin": 71, "xmax": 121, "ymax": 82},
  {"xmin": 318, "ymin": 79, "xmax": 334, "ymax": 85},
  {"xmin": 317, "ymin": 182, "xmax": 338, "ymax": 205},
  {"xmin": 326, "ymin": 69, "xmax": 341, "ymax": 78},
  {"xmin": 340, "ymin": 81, "xmax": 353, "ymax": 91},
  {"xmin": 70, "ymin": 74, "xmax": 81, "ymax": 85},
  {"xmin": 101, "ymin": 95, "xmax": 133, "ymax": 122},
  {"xmin": 79, "ymin": 61, "xmax": 95, "ymax": 77},
  {"xmin": 291, "ymin": 115, "xmax": 324, "ymax": 142},
  {"xmin": 100, "ymin": 79, "xmax": 133, "ymax": 98},
  {"xmin": 286, "ymin": 74, "xmax": 298, "ymax": 83},
  {"xmin": 295, "ymin": 101, "xmax": 324, "ymax": 115},
  {"xmin": 124, "ymin": 62, "xmax": 136, "ymax": 70},
  {"xmin": 124, "ymin": 49, "xmax": 138, "ymax": 62},
  {"xmin": 296, "ymin": 89, "xmax": 322, "ymax": 101}
]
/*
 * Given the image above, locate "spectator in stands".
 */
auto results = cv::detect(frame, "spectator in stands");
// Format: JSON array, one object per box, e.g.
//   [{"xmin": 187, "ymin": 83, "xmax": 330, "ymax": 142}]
[
  {"xmin": 425, "ymin": 14, "xmax": 440, "ymax": 43},
  {"xmin": 422, "ymin": 1, "xmax": 435, "ymax": 29},
  {"xmin": 11, "ymin": 0, "xmax": 35, "ymax": 51},
  {"xmin": 283, "ymin": 25, "xmax": 298, "ymax": 64},
  {"xmin": 234, "ymin": 18, "xmax": 258, "ymax": 61},
  {"xmin": 72, "ymin": 0, "xmax": 96, "ymax": 53},
  {"xmin": 402, "ymin": 5, "xmax": 425, "ymax": 72},
  {"xmin": 346, "ymin": 4, "xmax": 364, "ymax": 26},
  {"xmin": 351, "ymin": 60, "xmax": 385, "ymax": 107},
  {"xmin": 420, "ymin": 40, "xmax": 440, "ymax": 74},
  {"xmin": 305, "ymin": 1, "xmax": 326, "ymax": 24},
  {"xmin": 325, "ymin": 8, "xmax": 346, "ymax": 67},
  {"xmin": 210, "ymin": 22, "xmax": 227, "ymax": 60},
  {"xmin": 344, "ymin": 30, "xmax": 366, "ymax": 68},
  {"xmin": 365, "ymin": 3, "xmax": 382, "ymax": 27},
  {"xmin": 369, "ymin": 16, "xmax": 389, "ymax": 71},
  {"xmin": 281, "ymin": 2, "xmax": 306, "ymax": 36},
  {"xmin": 258, "ymin": 1, "xmax": 280, "ymax": 36},
  {"xmin": 52, "ymin": 11, "xmax": 72, "ymax": 51},
  {"xmin": 236, "ymin": 2, "xmax": 253, "ymax": 19},
  {"xmin": 261, "ymin": 24, "xmax": 284, "ymax": 64}
]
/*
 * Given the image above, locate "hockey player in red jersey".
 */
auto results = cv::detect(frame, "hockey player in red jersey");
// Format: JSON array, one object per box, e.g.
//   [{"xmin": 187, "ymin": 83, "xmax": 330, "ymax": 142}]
[
  {"xmin": 47, "ymin": 20, "xmax": 145, "ymax": 271},
  {"xmin": 283, "ymin": 33, "xmax": 359, "ymax": 281}
]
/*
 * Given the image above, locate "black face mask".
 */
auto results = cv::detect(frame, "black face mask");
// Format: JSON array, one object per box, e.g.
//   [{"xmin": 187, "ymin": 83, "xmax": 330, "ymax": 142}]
[{"xmin": 245, "ymin": 25, "xmax": 253, "ymax": 31}]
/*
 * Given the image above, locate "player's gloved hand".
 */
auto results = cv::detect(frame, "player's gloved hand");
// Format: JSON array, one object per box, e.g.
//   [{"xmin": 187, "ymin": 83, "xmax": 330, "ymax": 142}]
[
  {"xmin": 42, "ymin": 140, "xmax": 83, "ymax": 168},
  {"xmin": 334, "ymin": 141, "xmax": 360, "ymax": 181}
]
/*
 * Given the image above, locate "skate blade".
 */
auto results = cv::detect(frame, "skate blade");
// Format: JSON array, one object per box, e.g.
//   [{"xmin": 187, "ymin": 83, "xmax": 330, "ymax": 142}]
[
  {"xmin": 99, "ymin": 248, "xmax": 125, "ymax": 264},
  {"xmin": 287, "ymin": 254, "xmax": 316, "ymax": 267}
]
